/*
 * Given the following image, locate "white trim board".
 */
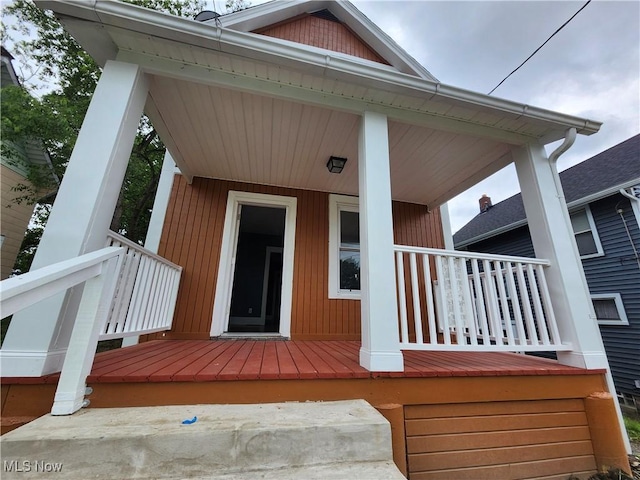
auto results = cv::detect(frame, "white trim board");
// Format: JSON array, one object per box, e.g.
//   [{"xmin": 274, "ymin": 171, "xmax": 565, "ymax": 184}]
[
  {"xmin": 328, "ymin": 193, "xmax": 361, "ymax": 300},
  {"xmin": 211, "ymin": 191, "xmax": 297, "ymax": 338}
]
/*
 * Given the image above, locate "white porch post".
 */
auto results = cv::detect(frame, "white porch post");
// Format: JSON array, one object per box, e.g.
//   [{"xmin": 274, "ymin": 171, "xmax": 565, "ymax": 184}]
[
  {"xmin": 358, "ymin": 111, "xmax": 403, "ymax": 371},
  {"xmin": 121, "ymin": 151, "xmax": 176, "ymax": 347},
  {"xmin": 1, "ymin": 61, "xmax": 149, "ymax": 376},
  {"xmin": 513, "ymin": 142, "xmax": 609, "ymax": 369}
]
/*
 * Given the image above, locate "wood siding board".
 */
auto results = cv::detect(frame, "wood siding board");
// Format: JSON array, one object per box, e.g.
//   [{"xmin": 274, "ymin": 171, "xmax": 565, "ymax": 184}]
[
  {"xmin": 405, "ymin": 399, "xmax": 585, "ymax": 419},
  {"xmin": 406, "ymin": 425, "xmax": 592, "ymax": 454},
  {"xmin": 405, "ymin": 412, "xmax": 589, "ymax": 437},
  {"xmin": 407, "ymin": 440, "xmax": 594, "ymax": 471}
]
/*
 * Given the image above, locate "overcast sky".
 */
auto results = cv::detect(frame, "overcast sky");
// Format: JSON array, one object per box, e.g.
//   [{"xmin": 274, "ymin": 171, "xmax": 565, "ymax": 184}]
[{"xmin": 225, "ymin": 0, "xmax": 639, "ymax": 233}]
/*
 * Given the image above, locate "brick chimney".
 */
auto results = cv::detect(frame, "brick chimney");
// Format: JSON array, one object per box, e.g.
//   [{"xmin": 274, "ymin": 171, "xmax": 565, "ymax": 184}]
[{"xmin": 479, "ymin": 194, "xmax": 492, "ymax": 213}]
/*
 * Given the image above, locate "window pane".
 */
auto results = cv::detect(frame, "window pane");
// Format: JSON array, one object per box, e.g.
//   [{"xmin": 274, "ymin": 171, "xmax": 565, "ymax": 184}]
[
  {"xmin": 340, "ymin": 210, "xmax": 359, "ymax": 245},
  {"xmin": 575, "ymin": 231, "xmax": 598, "ymax": 256},
  {"xmin": 592, "ymin": 299, "xmax": 620, "ymax": 320},
  {"xmin": 340, "ymin": 250, "xmax": 360, "ymax": 290},
  {"xmin": 570, "ymin": 210, "xmax": 590, "ymax": 233}
]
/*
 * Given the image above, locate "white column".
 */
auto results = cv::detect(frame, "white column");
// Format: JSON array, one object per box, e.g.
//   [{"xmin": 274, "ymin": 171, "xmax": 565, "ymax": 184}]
[
  {"xmin": 121, "ymin": 151, "xmax": 177, "ymax": 347},
  {"xmin": 440, "ymin": 202, "xmax": 454, "ymax": 250},
  {"xmin": 358, "ymin": 111, "xmax": 403, "ymax": 371},
  {"xmin": 1, "ymin": 61, "xmax": 149, "ymax": 376},
  {"xmin": 513, "ymin": 142, "xmax": 609, "ymax": 369}
]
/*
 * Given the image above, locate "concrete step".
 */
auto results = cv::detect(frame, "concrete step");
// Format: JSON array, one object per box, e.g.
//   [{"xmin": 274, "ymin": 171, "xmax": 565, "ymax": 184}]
[{"xmin": 1, "ymin": 400, "xmax": 405, "ymax": 479}]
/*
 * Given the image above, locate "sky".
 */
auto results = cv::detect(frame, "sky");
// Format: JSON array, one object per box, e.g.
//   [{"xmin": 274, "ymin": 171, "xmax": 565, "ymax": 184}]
[{"xmin": 210, "ymin": 0, "xmax": 639, "ymax": 233}]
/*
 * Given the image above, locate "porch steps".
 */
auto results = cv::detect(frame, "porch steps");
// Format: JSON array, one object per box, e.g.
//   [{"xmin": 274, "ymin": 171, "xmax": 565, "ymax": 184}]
[{"xmin": 0, "ymin": 399, "xmax": 405, "ymax": 479}]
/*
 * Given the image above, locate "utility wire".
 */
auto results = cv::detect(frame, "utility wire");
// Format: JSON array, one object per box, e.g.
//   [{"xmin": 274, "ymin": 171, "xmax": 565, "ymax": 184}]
[{"xmin": 488, "ymin": 0, "xmax": 591, "ymax": 95}]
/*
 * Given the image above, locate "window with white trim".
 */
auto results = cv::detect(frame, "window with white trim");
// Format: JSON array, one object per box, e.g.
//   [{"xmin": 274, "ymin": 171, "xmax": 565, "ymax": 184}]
[
  {"xmin": 570, "ymin": 207, "xmax": 603, "ymax": 258},
  {"xmin": 591, "ymin": 293, "xmax": 629, "ymax": 326},
  {"xmin": 328, "ymin": 194, "xmax": 360, "ymax": 299}
]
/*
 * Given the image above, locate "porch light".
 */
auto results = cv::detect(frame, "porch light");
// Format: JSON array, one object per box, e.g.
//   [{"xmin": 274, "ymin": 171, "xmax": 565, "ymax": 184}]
[{"xmin": 326, "ymin": 156, "xmax": 347, "ymax": 174}]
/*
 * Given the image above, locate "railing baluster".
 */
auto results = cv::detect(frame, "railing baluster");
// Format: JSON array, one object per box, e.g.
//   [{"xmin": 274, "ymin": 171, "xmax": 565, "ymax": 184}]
[
  {"xmin": 422, "ymin": 253, "xmax": 437, "ymax": 346},
  {"xmin": 409, "ymin": 253, "xmax": 424, "ymax": 345},
  {"xmin": 447, "ymin": 256, "xmax": 465, "ymax": 345},
  {"xmin": 482, "ymin": 260, "xmax": 503, "ymax": 345},
  {"xmin": 434, "ymin": 255, "xmax": 451, "ymax": 345},
  {"xmin": 396, "ymin": 251, "xmax": 409, "ymax": 345},
  {"xmin": 494, "ymin": 260, "xmax": 515, "ymax": 347},
  {"xmin": 536, "ymin": 264, "xmax": 561, "ymax": 346},
  {"xmin": 527, "ymin": 263, "xmax": 550, "ymax": 345},
  {"xmin": 471, "ymin": 259, "xmax": 490, "ymax": 345},
  {"xmin": 516, "ymin": 263, "xmax": 538, "ymax": 345},
  {"xmin": 505, "ymin": 261, "xmax": 527, "ymax": 346},
  {"xmin": 460, "ymin": 258, "xmax": 477, "ymax": 345}
]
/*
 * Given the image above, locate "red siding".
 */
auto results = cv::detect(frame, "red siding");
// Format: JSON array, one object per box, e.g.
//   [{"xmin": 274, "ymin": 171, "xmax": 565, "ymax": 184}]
[
  {"xmin": 154, "ymin": 177, "xmax": 444, "ymax": 340},
  {"xmin": 254, "ymin": 14, "xmax": 389, "ymax": 65}
]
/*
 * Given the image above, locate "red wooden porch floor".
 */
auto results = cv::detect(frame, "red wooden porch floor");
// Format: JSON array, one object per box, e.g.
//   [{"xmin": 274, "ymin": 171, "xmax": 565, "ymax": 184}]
[{"xmin": 3, "ymin": 340, "xmax": 603, "ymax": 385}]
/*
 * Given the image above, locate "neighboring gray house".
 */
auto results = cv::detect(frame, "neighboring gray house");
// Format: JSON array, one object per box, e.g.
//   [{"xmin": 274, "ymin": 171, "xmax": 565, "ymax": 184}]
[{"xmin": 454, "ymin": 134, "xmax": 640, "ymax": 407}]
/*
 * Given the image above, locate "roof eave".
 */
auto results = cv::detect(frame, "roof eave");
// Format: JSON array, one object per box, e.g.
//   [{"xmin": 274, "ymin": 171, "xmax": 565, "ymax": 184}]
[{"xmin": 36, "ymin": 0, "xmax": 602, "ymax": 141}]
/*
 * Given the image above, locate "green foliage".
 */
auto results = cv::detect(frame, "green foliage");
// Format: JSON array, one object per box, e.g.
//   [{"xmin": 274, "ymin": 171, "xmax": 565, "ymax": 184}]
[
  {"xmin": 1, "ymin": 0, "xmax": 215, "ymax": 273},
  {"xmin": 624, "ymin": 415, "xmax": 640, "ymax": 442},
  {"xmin": 12, "ymin": 204, "xmax": 50, "ymax": 275}
]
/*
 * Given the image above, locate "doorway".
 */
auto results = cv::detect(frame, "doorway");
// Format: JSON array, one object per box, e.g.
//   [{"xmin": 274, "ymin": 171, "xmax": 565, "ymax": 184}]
[
  {"xmin": 211, "ymin": 191, "xmax": 297, "ymax": 338},
  {"xmin": 227, "ymin": 205, "xmax": 285, "ymax": 333}
]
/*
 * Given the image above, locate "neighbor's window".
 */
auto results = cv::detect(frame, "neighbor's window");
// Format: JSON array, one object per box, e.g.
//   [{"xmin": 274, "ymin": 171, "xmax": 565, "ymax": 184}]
[
  {"xmin": 328, "ymin": 194, "xmax": 360, "ymax": 299},
  {"xmin": 570, "ymin": 207, "xmax": 603, "ymax": 258},
  {"xmin": 591, "ymin": 293, "xmax": 629, "ymax": 326}
]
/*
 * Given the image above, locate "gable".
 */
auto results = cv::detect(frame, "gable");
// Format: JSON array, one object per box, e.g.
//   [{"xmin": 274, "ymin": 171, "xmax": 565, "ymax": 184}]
[{"xmin": 253, "ymin": 10, "xmax": 390, "ymax": 65}]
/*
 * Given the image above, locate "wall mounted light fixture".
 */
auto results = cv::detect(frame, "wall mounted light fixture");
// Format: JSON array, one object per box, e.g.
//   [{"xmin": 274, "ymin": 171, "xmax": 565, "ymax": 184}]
[{"xmin": 326, "ymin": 156, "xmax": 347, "ymax": 174}]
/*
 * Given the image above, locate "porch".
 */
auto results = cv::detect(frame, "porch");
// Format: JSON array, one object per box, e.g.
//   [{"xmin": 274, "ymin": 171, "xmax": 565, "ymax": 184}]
[
  {"xmin": 2, "ymin": 339, "xmax": 599, "ymax": 385},
  {"xmin": 1, "ymin": 339, "xmax": 617, "ymax": 479}
]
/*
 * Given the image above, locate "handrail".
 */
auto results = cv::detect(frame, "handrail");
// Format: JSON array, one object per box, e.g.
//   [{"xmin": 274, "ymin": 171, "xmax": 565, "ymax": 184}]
[
  {"xmin": 0, "ymin": 246, "xmax": 125, "ymax": 416},
  {"xmin": 106, "ymin": 231, "xmax": 181, "ymax": 270},
  {"xmin": 393, "ymin": 245, "xmax": 550, "ymax": 266},
  {"xmin": 0, "ymin": 247, "xmax": 124, "ymax": 318}
]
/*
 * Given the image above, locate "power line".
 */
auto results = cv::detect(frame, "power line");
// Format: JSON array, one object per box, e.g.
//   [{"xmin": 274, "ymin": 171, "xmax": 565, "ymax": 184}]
[{"xmin": 487, "ymin": 0, "xmax": 591, "ymax": 95}]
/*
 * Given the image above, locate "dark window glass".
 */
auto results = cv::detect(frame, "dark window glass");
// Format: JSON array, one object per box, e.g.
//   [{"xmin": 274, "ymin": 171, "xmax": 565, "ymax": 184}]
[
  {"xmin": 339, "ymin": 210, "xmax": 360, "ymax": 290},
  {"xmin": 592, "ymin": 299, "xmax": 620, "ymax": 321}
]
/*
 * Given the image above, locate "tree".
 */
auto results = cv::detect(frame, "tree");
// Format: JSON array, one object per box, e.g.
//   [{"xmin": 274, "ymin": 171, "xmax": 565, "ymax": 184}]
[{"xmin": 1, "ymin": 0, "xmax": 232, "ymax": 273}]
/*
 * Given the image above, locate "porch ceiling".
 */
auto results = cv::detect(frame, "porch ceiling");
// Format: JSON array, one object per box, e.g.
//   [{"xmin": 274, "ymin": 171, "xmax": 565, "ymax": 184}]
[
  {"xmin": 148, "ymin": 75, "xmax": 512, "ymax": 206},
  {"xmin": 40, "ymin": 0, "xmax": 601, "ymax": 207}
]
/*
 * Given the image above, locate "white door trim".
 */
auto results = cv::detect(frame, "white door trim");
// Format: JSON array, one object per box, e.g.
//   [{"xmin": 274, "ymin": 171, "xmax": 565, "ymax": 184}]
[{"xmin": 211, "ymin": 190, "xmax": 297, "ymax": 338}]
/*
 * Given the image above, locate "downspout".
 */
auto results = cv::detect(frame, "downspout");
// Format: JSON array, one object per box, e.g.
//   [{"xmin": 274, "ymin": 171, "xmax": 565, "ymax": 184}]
[
  {"xmin": 547, "ymin": 127, "xmax": 577, "ymax": 200},
  {"xmin": 545, "ymin": 128, "xmax": 631, "ymax": 454}
]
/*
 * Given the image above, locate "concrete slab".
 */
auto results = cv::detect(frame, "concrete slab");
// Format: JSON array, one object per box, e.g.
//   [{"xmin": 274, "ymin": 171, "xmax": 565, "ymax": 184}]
[{"xmin": 1, "ymin": 400, "xmax": 402, "ymax": 479}]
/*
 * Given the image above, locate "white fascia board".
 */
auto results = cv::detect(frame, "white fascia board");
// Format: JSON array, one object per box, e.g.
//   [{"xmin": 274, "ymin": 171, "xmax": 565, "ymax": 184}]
[
  {"xmin": 36, "ymin": 0, "xmax": 602, "ymax": 139},
  {"xmin": 456, "ymin": 176, "xmax": 640, "ymax": 248}
]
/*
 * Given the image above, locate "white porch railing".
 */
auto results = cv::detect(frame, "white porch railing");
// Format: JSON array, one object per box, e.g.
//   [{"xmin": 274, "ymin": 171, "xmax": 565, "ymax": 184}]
[
  {"xmin": 104, "ymin": 232, "xmax": 182, "ymax": 339},
  {"xmin": 394, "ymin": 246, "xmax": 571, "ymax": 352},
  {"xmin": 0, "ymin": 247, "xmax": 125, "ymax": 415},
  {"xmin": 0, "ymin": 235, "xmax": 182, "ymax": 416}
]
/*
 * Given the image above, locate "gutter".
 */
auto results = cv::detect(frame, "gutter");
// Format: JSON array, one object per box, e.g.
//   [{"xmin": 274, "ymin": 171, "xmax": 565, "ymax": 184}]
[{"xmin": 35, "ymin": 0, "xmax": 602, "ymax": 139}]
